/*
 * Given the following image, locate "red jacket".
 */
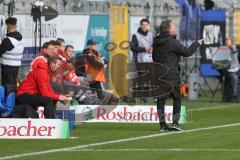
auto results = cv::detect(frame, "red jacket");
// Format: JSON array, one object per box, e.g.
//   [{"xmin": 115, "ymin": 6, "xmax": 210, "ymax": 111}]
[
  {"xmin": 31, "ymin": 49, "xmax": 60, "ymax": 71},
  {"xmin": 17, "ymin": 63, "xmax": 60, "ymax": 101},
  {"xmin": 58, "ymin": 48, "xmax": 69, "ymax": 61},
  {"xmin": 51, "ymin": 49, "xmax": 79, "ymax": 84},
  {"xmin": 30, "ymin": 50, "xmax": 49, "ymax": 71}
]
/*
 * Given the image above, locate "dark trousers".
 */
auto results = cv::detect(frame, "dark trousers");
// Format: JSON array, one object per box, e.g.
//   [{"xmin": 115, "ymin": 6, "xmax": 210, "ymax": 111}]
[
  {"xmin": 157, "ymin": 82, "xmax": 181, "ymax": 126},
  {"xmin": 16, "ymin": 94, "xmax": 56, "ymax": 118},
  {"xmin": 1, "ymin": 64, "xmax": 19, "ymax": 95},
  {"xmin": 226, "ymin": 72, "xmax": 238, "ymax": 97},
  {"xmin": 11, "ymin": 105, "xmax": 39, "ymax": 118}
]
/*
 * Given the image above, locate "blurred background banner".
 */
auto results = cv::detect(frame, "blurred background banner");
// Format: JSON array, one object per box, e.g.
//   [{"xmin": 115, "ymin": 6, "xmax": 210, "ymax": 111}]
[
  {"xmin": 176, "ymin": 0, "xmax": 201, "ymax": 46},
  {"xmin": 14, "ymin": 14, "xmax": 109, "ymax": 64},
  {"xmin": 200, "ymin": 9, "xmax": 226, "ymax": 64},
  {"xmin": 234, "ymin": 8, "xmax": 240, "ymax": 45},
  {"xmin": 109, "ymin": 5, "xmax": 129, "ymax": 97},
  {"xmin": 84, "ymin": 15, "xmax": 110, "ymax": 61}
]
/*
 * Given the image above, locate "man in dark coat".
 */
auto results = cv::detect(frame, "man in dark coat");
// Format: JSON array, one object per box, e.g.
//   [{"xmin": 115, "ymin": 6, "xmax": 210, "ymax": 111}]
[{"xmin": 152, "ymin": 19, "xmax": 204, "ymax": 131}]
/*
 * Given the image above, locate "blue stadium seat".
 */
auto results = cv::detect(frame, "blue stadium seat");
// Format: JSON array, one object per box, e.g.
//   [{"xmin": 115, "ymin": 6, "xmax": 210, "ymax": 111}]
[
  {"xmin": 200, "ymin": 64, "xmax": 221, "ymax": 101},
  {"xmin": 200, "ymin": 64, "xmax": 220, "ymax": 77},
  {"xmin": 0, "ymin": 86, "xmax": 5, "ymax": 104},
  {"xmin": 0, "ymin": 92, "xmax": 16, "ymax": 117},
  {"xmin": 0, "ymin": 102, "xmax": 6, "ymax": 112},
  {"xmin": 5, "ymin": 92, "xmax": 15, "ymax": 111}
]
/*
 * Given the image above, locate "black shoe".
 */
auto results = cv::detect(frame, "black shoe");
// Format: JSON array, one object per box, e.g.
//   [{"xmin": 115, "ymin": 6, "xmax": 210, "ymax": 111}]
[
  {"xmin": 171, "ymin": 124, "xmax": 183, "ymax": 131},
  {"xmin": 231, "ymin": 96, "xmax": 240, "ymax": 103},
  {"xmin": 154, "ymin": 97, "xmax": 158, "ymax": 103},
  {"xmin": 160, "ymin": 125, "xmax": 170, "ymax": 132}
]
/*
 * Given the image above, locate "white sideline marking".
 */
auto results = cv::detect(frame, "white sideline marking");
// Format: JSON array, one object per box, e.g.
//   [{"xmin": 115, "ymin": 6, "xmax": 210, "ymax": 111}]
[
  {"xmin": 68, "ymin": 148, "xmax": 240, "ymax": 152},
  {"xmin": 1, "ymin": 122, "xmax": 240, "ymax": 160},
  {"xmin": 69, "ymin": 137, "xmax": 79, "ymax": 139},
  {"xmin": 190, "ymin": 104, "xmax": 239, "ymax": 111}
]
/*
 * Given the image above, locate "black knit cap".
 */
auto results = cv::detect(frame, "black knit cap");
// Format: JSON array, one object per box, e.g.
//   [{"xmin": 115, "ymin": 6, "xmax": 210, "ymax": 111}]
[{"xmin": 5, "ymin": 17, "xmax": 17, "ymax": 25}]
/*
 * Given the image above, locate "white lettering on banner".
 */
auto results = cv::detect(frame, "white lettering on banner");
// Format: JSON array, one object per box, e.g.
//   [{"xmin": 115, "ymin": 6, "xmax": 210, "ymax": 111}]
[
  {"xmin": 203, "ymin": 25, "xmax": 220, "ymax": 45},
  {"xmin": 72, "ymin": 105, "xmax": 186, "ymax": 124},
  {"xmin": 0, "ymin": 119, "xmax": 69, "ymax": 139},
  {"xmin": 0, "ymin": 120, "xmax": 55, "ymax": 137},
  {"xmin": 91, "ymin": 27, "xmax": 107, "ymax": 39},
  {"xmin": 62, "ymin": 29, "xmax": 83, "ymax": 35},
  {"xmin": 40, "ymin": 23, "xmax": 57, "ymax": 38}
]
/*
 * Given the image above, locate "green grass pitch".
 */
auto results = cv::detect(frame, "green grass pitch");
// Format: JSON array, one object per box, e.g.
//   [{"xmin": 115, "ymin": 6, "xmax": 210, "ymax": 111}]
[{"xmin": 1, "ymin": 93, "xmax": 240, "ymax": 160}]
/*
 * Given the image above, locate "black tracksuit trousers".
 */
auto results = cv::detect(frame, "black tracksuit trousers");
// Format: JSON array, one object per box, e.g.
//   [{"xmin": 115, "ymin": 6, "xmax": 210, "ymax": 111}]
[
  {"xmin": 157, "ymin": 82, "xmax": 181, "ymax": 126},
  {"xmin": 16, "ymin": 94, "xmax": 56, "ymax": 118}
]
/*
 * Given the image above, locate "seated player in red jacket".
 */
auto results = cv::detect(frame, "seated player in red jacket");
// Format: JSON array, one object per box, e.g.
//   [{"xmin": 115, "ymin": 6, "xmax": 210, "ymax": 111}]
[
  {"xmin": 30, "ymin": 41, "xmax": 56, "ymax": 71},
  {"xmin": 51, "ymin": 38, "xmax": 67, "ymax": 62},
  {"xmin": 51, "ymin": 45, "xmax": 80, "ymax": 85},
  {"xmin": 56, "ymin": 38, "xmax": 66, "ymax": 58},
  {"xmin": 16, "ymin": 57, "xmax": 69, "ymax": 118}
]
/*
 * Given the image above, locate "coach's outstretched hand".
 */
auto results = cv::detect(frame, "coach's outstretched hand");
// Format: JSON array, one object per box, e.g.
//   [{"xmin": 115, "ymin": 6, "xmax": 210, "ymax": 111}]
[{"xmin": 198, "ymin": 39, "xmax": 204, "ymax": 45}]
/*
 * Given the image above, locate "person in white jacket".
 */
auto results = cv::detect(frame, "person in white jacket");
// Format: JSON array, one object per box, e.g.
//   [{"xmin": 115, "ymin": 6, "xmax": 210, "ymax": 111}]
[{"xmin": 0, "ymin": 17, "xmax": 24, "ymax": 95}]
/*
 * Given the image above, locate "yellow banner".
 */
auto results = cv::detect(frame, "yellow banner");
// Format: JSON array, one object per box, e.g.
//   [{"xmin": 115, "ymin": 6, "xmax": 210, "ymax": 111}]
[
  {"xmin": 234, "ymin": 9, "xmax": 240, "ymax": 44},
  {"xmin": 108, "ymin": 5, "xmax": 129, "ymax": 97}
]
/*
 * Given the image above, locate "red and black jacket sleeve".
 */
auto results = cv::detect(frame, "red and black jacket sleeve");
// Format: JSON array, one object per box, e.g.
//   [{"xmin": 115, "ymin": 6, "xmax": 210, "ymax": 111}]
[{"xmin": 36, "ymin": 67, "xmax": 60, "ymax": 101}]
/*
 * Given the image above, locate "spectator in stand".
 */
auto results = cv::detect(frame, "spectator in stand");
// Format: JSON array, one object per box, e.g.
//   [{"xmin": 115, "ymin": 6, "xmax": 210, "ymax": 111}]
[{"xmin": 16, "ymin": 57, "xmax": 69, "ymax": 118}]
